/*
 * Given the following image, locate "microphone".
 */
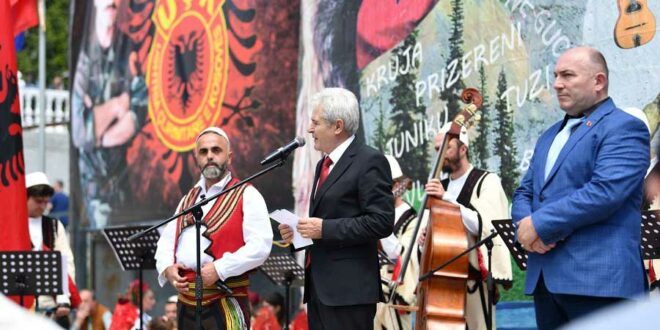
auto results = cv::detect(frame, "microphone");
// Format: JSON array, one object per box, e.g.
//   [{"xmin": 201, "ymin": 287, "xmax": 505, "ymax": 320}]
[
  {"xmin": 215, "ymin": 280, "xmax": 233, "ymax": 295},
  {"xmin": 260, "ymin": 137, "xmax": 305, "ymax": 165}
]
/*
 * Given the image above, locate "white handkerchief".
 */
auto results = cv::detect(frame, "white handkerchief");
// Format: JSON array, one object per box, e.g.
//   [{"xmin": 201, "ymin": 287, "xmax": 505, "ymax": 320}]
[{"xmin": 269, "ymin": 209, "xmax": 313, "ymax": 249}]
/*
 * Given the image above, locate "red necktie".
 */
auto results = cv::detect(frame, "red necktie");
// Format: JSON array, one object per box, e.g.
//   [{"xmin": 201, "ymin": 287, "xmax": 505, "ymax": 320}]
[
  {"xmin": 307, "ymin": 156, "xmax": 333, "ymax": 268},
  {"xmin": 316, "ymin": 156, "xmax": 333, "ymax": 192}
]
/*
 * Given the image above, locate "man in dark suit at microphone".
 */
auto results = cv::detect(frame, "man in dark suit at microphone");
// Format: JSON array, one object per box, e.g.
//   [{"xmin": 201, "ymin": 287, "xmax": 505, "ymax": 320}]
[
  {"xmin": 155, "ymin": 127, "xmax": 273, "ymax": 329},
  {"xmin": 279, "ymin": 87, "xmax": 394, "ymax": 329}
]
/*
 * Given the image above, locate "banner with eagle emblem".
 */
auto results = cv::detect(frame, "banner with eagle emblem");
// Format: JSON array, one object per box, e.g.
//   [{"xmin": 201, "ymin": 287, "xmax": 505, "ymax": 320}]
[{"xmin": 69, "ymin": 0, "xmax": 300, "ymax": 228}]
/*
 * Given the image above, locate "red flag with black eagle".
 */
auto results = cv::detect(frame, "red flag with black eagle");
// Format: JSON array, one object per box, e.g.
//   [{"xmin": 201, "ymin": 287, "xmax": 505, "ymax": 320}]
[{"xmin": 0, "ymin": 0, "xmax": 38, "ymax": 307}]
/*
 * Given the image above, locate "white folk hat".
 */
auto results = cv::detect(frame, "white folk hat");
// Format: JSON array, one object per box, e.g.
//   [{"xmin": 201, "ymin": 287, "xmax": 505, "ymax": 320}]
[
  {"xmin": 196, "ymin": 127, "xmax": 230, "ymax": 147},
  {"xmin": 440, "ymin": 121, "xmax": 469, "ymax": 147},
  {"xmin": 25, "ymin": 171, "xmax": 50, "ymax": 188},
  {"xmin": 385, "ymin": 155, "xmax": 403, "ymax": 180}
]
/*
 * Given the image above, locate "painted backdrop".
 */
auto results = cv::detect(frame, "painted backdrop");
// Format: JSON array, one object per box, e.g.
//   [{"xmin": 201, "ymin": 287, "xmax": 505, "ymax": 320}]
[{"xmin": 294, "ymin": 0, "xmax": 659, "ymax": 215}]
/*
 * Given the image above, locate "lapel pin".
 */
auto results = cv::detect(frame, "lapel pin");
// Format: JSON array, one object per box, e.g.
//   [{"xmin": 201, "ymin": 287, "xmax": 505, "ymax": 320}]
[{"xmin": 586, "ymin": 121, "xmax": 592, "ymax": 127}]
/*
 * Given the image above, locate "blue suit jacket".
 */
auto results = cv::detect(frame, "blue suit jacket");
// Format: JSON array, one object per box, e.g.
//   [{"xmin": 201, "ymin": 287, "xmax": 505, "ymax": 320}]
[{"xmin": 512, "ymin": 98, "xmax": 649, "ymax": 298}]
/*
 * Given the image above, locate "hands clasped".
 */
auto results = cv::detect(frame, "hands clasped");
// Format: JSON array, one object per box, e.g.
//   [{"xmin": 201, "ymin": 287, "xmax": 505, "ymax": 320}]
[
  {"xmin": 164, "ymin": 263, "xmax": 189, "ymax": 294},
  {"xmin": 517, "ymin": 216, "xmax": 555, "ymax": 254},
  {"xmin": 165, "ymin": 262, "xmax": 221, "ymax": 293}
]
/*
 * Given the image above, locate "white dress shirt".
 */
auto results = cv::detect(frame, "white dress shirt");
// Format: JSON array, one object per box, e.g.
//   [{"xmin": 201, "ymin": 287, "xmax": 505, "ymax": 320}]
[
  {"xmin": 326, "ymin": 135, "xmax": 356, "ymax": 173},
  {"xmin": 155, "ymin": 173, "xmax": 273, "ymax": 286}
]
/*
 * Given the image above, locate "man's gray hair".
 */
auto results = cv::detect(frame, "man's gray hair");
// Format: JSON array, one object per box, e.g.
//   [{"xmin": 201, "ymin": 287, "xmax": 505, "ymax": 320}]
[{"xmin": 311, "ymin": 88, "xmax": 360, "ymax": 135}]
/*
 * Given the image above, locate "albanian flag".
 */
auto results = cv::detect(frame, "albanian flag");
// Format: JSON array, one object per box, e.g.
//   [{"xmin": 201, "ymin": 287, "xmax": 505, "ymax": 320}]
[{"xmin": 0, "ymin": 0, "xmax": 38, "ymax": 308}]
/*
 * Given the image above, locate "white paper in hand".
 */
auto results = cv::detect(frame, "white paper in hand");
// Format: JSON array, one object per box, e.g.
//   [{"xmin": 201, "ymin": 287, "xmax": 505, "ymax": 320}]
[{"xmin": 270, "ymin": 209, "xmax": 313, "ymax": 249}]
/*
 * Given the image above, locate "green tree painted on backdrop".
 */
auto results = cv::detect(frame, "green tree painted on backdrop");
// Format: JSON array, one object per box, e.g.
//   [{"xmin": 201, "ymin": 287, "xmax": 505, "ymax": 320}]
[
  {"xmin": 494, "ymin": 69, "xmax": 519, "ymax": 197},
  {"xmin": 473, "ymin": 64, "xmax": 492, "ymax": 170},
  {"xmin": 440, "ymin": 0, "xmax": 465, "ymax": 119},
  {"xmin": 16, "ymin": 0, "xmax": 69, "ymax": 88},
  {"xmin": 388, "ymin": 30, "xmax": 428, "ymax": 182},
  {"xmin": 370, "ymin": 94, "xmax": 391, "ymax": 152}
]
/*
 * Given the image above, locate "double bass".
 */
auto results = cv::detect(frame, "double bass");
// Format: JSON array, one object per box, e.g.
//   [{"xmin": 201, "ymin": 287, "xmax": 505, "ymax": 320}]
[{"xmin": 391, "ymin": 88, "xmax": 482, "ymax": 330}]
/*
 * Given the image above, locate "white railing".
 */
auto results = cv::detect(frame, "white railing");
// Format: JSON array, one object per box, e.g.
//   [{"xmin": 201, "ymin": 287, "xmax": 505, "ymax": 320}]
[{"xmin": 19, "ymin": 86, "xmax": 70, "ymax": 131}]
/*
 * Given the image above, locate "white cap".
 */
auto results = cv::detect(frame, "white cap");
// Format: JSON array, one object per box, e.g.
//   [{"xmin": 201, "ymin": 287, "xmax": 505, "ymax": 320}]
[
  {"xmin": 25, "ymin": 172, "xmax": 50, "ymax": 189},
  {"xmin": 440, "ymin": 122, "xmax": 469, "ymax": 147},
  {"xmin": 622, "ymin": 107, "xmax": 651, "ymax": 134},
  {"xmin": 385, "ymin": 155, "xmax": 403, "ymax": 180},
  {"xmin": 167, "ymin": 295, "xmax": 178, "ymax": 303},
  {"xmin": 196, "ymin": 127, "xmax": 230, "ymax": 147}
]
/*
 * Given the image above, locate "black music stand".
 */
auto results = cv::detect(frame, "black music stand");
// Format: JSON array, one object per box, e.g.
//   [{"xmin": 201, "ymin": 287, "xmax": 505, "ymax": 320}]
[
  {"xmin": 641, "ymin": 210, "xmax": 660, "ymax": 260},
  {"xmin": 103, "ymin": 225, "xmax": 159, "ymax": 330},
  {"xmin": 259, "ymin": 253, "xmax": 305, "ymax": 330},
  {"xmin": 642, "ymin": 210, "xmax": 660, "ymax": 291},
  {"xmin": 0, "ymin": 251, "xmax": 63, "ymax": 307},
  {"xmin": 492, "ymin": 219, "xmax": 528, "ymax": 270}
]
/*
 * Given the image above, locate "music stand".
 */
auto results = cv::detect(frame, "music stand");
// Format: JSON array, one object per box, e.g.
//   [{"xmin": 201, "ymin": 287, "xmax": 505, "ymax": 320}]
[
  {"xmin": 492, "ymin": 219, "xmax": 527, "ymax": 270},
  {"xmin": 0, "ymin": 251, "xmax": 63, "ymax": 307},
  {"xmin": 259, "ymin": 253, "xmax": 305, "ymax": 330},
  {"xmin": 103, "ymin": 225, "xmax": 159, "ymax": 330},
  {"xmin": 641, "ymin": 210, "xmax": 660, "ymax": 260}
]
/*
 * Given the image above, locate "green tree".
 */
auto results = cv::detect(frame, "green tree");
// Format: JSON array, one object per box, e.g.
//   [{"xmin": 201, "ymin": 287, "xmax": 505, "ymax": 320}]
[
  {"xmin": 440, "ymin": 0, "xmax": 465, "ymax": 119},
  {"xmin": 494, "ymin": 69, "xmax": 519, "ymax": 197},
  {"xmin": 16, "ymin": 0, "xmax": 69, "ymax": 87},
  {"xmin": 369, "ymin": 95, "xmax": 391, "ymax": 152},
  {"xmin": 473, "ymin": 64, "xmax": 491, "ymax": 170},
  {"xmin": 388, "ymin": 30, "xmax": 428, "ymax": 181}
]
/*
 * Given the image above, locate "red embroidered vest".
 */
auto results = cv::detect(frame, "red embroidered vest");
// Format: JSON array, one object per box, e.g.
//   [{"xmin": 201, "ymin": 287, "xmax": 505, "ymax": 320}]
[{"xmin": 173, "ymin": 177, "xmax": 251, "ymax": 305}]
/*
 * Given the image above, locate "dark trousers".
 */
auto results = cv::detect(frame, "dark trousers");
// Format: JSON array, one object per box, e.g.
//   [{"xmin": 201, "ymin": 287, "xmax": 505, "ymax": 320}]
[
  {"xmin": 533, "ymin": 275, "xmax": 625, "ymax": 330},
  {"xmin": 307, "ymin": 275, "xmax": 376, "ymax": 330}
]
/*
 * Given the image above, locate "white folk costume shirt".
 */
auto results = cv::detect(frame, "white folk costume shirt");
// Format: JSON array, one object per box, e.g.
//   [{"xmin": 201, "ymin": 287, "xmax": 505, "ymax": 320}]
[
  {"xmin": 155, "ymin": 173, "xmax": 273, "ymax": 286},
  {"xmin": 443, "ymin": 165, "xmax": 479, "ymax": 236},
  {"xmin": 380, "ymin": 203, "xmax": 410, "ymax": 260},
  {"xmin": 28, "ymin": 216, "xmax": 76, "ymax": 306},
  {"xmin": 28, "ymin": 217, "xmax": 43, "ymax": 251},
  {"xmin": 435, "ymin": 165, "xmax": 512, "ymax": 281}
]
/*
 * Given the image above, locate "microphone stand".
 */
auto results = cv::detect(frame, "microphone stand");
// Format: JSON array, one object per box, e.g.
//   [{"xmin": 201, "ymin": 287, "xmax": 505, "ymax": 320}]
[
  {"xmin": 418, "ymin": 230, "xmax": 498, "ymax": 330},
  {"xmin": 283, "ymin": 270, "xmax": 294, "ymax": 330},
  {"xmin": 128, "ymin": 158, "xmax": 287, "ymax": 330},
  {"xmin": 486, "ymin": 236, "xmax": 494, "ymax": 330}
]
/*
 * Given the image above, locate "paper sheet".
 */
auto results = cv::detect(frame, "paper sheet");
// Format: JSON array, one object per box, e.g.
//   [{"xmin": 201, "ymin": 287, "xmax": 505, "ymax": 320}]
[{"xmin": 269, "ymin": 209, "xmax": 313, "ymax": 249}]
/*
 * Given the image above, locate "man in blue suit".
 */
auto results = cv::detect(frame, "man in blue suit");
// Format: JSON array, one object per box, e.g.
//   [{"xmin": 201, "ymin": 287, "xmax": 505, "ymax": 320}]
[{"xmin": 512, "ymin": 47, "xmax": 649, "ymax": 330}]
